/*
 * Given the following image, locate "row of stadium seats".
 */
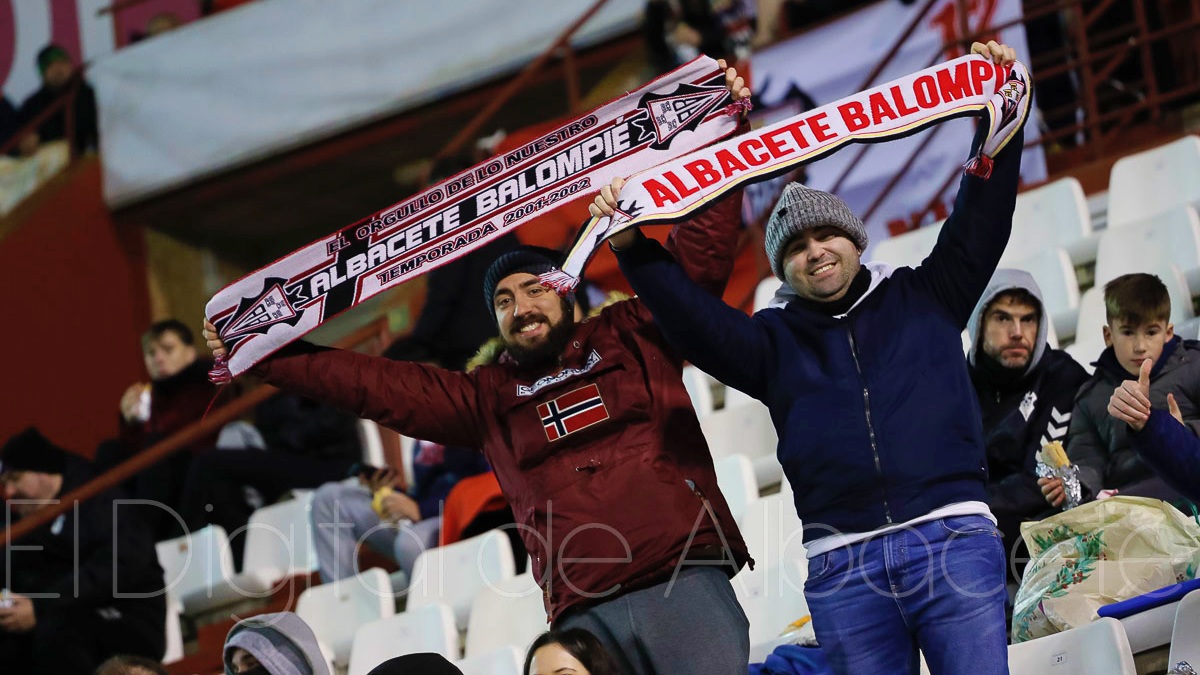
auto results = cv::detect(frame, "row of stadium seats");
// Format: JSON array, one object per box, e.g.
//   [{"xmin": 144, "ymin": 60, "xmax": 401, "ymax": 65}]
[{"xmin": 864, "ymin": 135, "xmax": 1200, "ymax": 351}]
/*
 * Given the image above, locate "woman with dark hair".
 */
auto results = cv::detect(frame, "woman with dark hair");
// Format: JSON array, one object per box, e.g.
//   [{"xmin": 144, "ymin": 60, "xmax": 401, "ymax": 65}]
[{"xmin": 524, "ymin": 629, "xmax": 624, "ymax": 675}]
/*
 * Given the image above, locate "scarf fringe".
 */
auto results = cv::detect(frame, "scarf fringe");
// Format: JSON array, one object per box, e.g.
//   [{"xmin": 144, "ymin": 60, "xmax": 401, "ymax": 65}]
[
  {"xmin": 208, "ymin": 355, "xmax": 233, "ymax": 385},
  {"xmin": 537, "ymin": 269, "xmax": 581, "ymax": 294},
  {"xmin": 963, "ymin": 155, "xmax": 994, "ymax": 179}
]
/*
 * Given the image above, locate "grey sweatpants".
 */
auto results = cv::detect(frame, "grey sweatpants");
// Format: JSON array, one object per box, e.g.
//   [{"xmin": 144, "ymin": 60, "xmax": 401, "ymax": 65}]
[
  {"xmin": 556, "ymin": 566, "xmax": 750, "ymax": 675},
  {"xmin": 310, "ymin": 481, "xmax": 441, "ymax": 584}
]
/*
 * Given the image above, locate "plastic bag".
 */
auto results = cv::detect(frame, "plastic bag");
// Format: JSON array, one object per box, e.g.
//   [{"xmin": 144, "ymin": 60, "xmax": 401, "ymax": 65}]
[{"xmin": 1012, "ymin": 496, "xmax": 1200, "ymax": 642}]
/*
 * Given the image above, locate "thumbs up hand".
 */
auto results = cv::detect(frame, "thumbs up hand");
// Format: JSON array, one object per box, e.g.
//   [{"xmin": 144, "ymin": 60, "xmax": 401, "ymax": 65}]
[{"xmin": 1107, "ymin": 358, "xmax": 1153, "ymax": 431}]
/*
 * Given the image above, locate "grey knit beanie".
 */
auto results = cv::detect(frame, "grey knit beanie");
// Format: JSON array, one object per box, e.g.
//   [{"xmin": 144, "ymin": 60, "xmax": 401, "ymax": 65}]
[{"xmin": 764, "ymin": 183, "xmax": 869, "ymax": 280}]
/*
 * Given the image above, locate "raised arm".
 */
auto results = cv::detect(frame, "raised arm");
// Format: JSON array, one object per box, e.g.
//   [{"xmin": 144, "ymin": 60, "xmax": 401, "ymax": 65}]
[
  {"xmin": 204, "ymin": 321, "xmax": 485, "ymax": 448},
  {"xmin": 616, "ymin": 231, "xmax": 773, "ymax": 398},
  {"xmin": 607, "ymin": 59, "xmax": 751, "ymax": 297},
  {"xmin": 913, "ymin": 43, "xmax": 1026, "ymax": 327}
]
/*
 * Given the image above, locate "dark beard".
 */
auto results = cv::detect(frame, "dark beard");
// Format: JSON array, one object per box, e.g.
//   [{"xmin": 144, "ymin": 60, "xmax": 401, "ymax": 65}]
[{"xmin": 507, "ymin": 315, "xmax": 575, "ymax": 371}]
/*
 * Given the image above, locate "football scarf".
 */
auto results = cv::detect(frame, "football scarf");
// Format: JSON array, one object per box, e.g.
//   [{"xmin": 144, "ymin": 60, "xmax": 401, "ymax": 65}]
[
  {"xmin": 541, "ymin": 54, "xmax": 1032, "ymax": 291},
  {"xmin": 206, "ymin": 57, "xmax": 745, "ymax": 380}
]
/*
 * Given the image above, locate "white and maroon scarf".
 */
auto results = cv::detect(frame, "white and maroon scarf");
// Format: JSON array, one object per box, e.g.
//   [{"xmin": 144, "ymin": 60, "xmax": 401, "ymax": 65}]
[
  {"xmin": 206, "ymin": 57, "xmax": 746, "ymax": 380},
  {"xmin": 541, "ymin": 54, "xmax": 1031, "ymax": 291}
]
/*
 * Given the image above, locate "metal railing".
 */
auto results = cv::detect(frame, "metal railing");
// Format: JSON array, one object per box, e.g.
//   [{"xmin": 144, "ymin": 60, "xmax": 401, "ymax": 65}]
[
  {"xmin": 0, "ymin": 317, "xmax": 392, "ymax": 547},
  {"xmin": 2, "ymin": 0, "xmax": 618, "ymax": 548},
  {"xmin": 856, "ymin": 0, "xmax": 1200, "ymax": 231},
  {"xmin": 0, "ymin": 72, "xmax": 83, "ymax": 159},
  {"xmin": 432, "ymin": 0, "xmax": 612, "ymax": 163}
]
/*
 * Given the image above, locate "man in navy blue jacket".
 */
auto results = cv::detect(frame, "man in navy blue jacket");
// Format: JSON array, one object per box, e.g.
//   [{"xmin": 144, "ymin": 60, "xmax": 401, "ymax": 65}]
[{"xmin": 606, "ymin": 39, "xmax": 1022, "ymax": 675}]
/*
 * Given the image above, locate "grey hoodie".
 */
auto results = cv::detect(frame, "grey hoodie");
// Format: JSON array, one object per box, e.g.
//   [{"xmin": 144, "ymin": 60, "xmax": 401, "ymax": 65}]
[
  {"xmin": 224, "ymin": 612, "xmax": 330, "ymax": 675},
  {"xmin": 964, "ymin": 269, "xmax": 1089, "ymax": 530},
  {"xmin": 966, "ymin": 268, "xmax": 1049, "ymax": 373}
]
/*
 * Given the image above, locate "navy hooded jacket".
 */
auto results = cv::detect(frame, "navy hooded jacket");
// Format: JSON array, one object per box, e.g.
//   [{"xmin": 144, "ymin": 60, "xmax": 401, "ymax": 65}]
[{"xmin": 617, "ymin": 126, "xmax": 1024, "ymax": 544}]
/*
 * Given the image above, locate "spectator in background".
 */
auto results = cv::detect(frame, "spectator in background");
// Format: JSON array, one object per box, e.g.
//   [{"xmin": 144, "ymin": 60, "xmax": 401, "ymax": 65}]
[
  {"xmin": 1049, "ymin": 273, "xmax": 1200, "ymax": 507},
  {"xmin": 524, "ymin": 629, "xmax": 624, "ymax": 675},
  {"xmin": 95, "ymin": 654, "xmax": 170, "ymax": 675},
  {"xmin": 16, "ymin": 44, "xmax": 98, "ymax": 155},
  {"xmin": 644, "ymin": 0, "xmax": 740, "ymax": 75},
  {"xmin": 309, "ymin": 434, "xmax": 490, "ymax": 585},
  {"xmin": 0, "ymin": 428, "xmax": 166, "ymax": 675},
  {"xmin": 383, "ymin": 154, "xmax": 520, "ymax": 370},
  {"xmin": 0, "ymin": 95, "xmax": 18, "ymax": 149},
  {"xmin": 179, "ymin": 391, "xmax": 363, "ymax": 568},
  {"xmin": 966, "ymin": 270, "xmax": 1088, "ymax": 577},
  {"xmin": 95, "ymin": 319, "xmax": 218, "ymax": 540},
  {"xmin": 223, "ymin": 612, "xmax": 329, "ymax": 675}
]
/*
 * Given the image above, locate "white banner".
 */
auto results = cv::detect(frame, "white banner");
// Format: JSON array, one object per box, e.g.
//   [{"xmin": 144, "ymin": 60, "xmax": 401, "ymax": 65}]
[
  {"xmin": 88, "ymin": 0, "xmax": 646, "ymax": 207},
  {"xmin": 749, "ymin": 0, "xmax": 1046, "ymax": 256}
]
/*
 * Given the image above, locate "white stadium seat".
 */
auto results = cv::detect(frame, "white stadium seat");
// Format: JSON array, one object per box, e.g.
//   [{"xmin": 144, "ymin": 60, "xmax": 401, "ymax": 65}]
[
  {"xmin": 1007, "ymin": 247, "xmax": 1080, "ymax": 341},
  {"xmin": 1107, "ymin": 135, "xmax": 1200, "ymax": 228},
  {"xmin": 739, "ymin": 492, "xmax": 805, "ymax": 570},
  {"xmin": 234, "ymin": 493, "xmax": 320, "ymax": 593},
  {"xmin": 700, "ymin": 402, "xmax": 782, "ymax": 490},
  {"xmin": 357, "ymin": 418, "xmax": 387, "ymax": 469},
  {"xmin": 455, "ymin": 645, "xmax": 524, "ymax": 675},
  {"xmin": 296, "ymin": 567, "xmax": 395, "ymax": 668},
  {"xmin": 464, "ymin": 572, "xmax": 547, "ymax": 659},
  {"xmin": 733, "ymin": 559, "xmax": 811, "ymax": 662},
  {"xmin": 407, "ymin": 530, "xmax": 516, "ymax": 631},
  {"xmin": 1169, "ymin": 590, "xmax": 1200, "ymax": 669},
  {"xmin": 348, "ymin": 603, "xmax": 458, "ymax": 675},
  {"xmin": 155, "ymin": 525, "xmax": 243, "ymax": 616},
  {"xmin": 1008, "ymin": 617, "xmax": 1137, "ymax": 674},
  {"xmin": 868, "ymin": 220, "xmax": 943, "ymax": 269},
  {"xmin": 163, "ymin": 598, "xmax": 185, "ymax": 664},
  {"xmin": 1094, "ymin": 206, "xmax": 1200, "ymax": 295},
  {"xmin": 1073, "ymin": 286, "xmax": 1107, "ymax": 349},
  {"xmin": 713, "ymin": 453, "xmax": 759, "ymax": 524},
  {"xmin": 682, "ymin": 365, "xmax": 717, "ymax": 417},
  {"xmin": 1005, "ymin": 177, "xmax": 1096, "ymax": 266}
]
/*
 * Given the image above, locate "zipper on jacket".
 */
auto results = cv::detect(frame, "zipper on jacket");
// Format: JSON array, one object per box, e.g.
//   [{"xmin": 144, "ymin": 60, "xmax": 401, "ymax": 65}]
[{"xmin": 846, "ymin": 327, "xmax": 894, "ymax": 524}]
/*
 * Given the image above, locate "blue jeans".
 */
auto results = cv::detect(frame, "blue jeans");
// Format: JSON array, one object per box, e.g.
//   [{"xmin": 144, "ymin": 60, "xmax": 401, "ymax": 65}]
[{"xmin": 803, "ymin": 515, "xmax": 1008, "ymax": 675}]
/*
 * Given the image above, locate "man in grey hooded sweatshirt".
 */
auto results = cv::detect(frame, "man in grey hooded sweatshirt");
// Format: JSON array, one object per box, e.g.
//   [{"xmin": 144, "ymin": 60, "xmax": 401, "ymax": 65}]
[
  {"xmin": 965, "ymin": 269, "xmax": 1089, "ymax": 577},
  {"xmin": 224, "ymin": 612, "xmax": 330, "ymax": 675}
]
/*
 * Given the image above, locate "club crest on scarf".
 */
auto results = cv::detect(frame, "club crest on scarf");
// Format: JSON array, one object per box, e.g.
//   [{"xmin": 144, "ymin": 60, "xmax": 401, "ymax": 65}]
[
  {"xmin": 545, "ymin": 55, "xmax": 1033, "ymax": 291},
  {"xmin": 637, "ymin": 83, "xmax": 731, "ymax": 150},
  {"xmin": 218, "ymin": 279, "xmax": 301, "ymax": 347},
  {"xmin": 206, "ymin": 58, "xmax": 743, "ymax": 380}
]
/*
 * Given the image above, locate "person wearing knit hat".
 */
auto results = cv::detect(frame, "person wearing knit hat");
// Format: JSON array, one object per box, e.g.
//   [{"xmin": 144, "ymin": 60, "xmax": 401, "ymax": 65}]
[
  {"xmin": 365, "ymin": 653, "xmax": 463, "ymax": 675},
  {"xmin": 204, "ymin": 60, "xmax": 757, "ymax": 675},
  {"xmin": 763, "ymin": 183, "xmax": 869, "ymax": 280},
  {"xmin": 613, "ymin": 39, "xmax": 1026, "ymax": 675},
  {"xmin": 0, "ymin": 426, "xmax": 67, "ymax": 479},
  {"xmin": 0, "ymin": 427, "xmax": 167, "ymax": 675}
]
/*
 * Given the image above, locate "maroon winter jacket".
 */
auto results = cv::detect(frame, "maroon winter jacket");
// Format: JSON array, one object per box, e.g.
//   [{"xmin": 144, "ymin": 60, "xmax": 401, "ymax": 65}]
[{"xmin": 256, "ymin": 195, "xmax": 751, "ymax": 621}]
